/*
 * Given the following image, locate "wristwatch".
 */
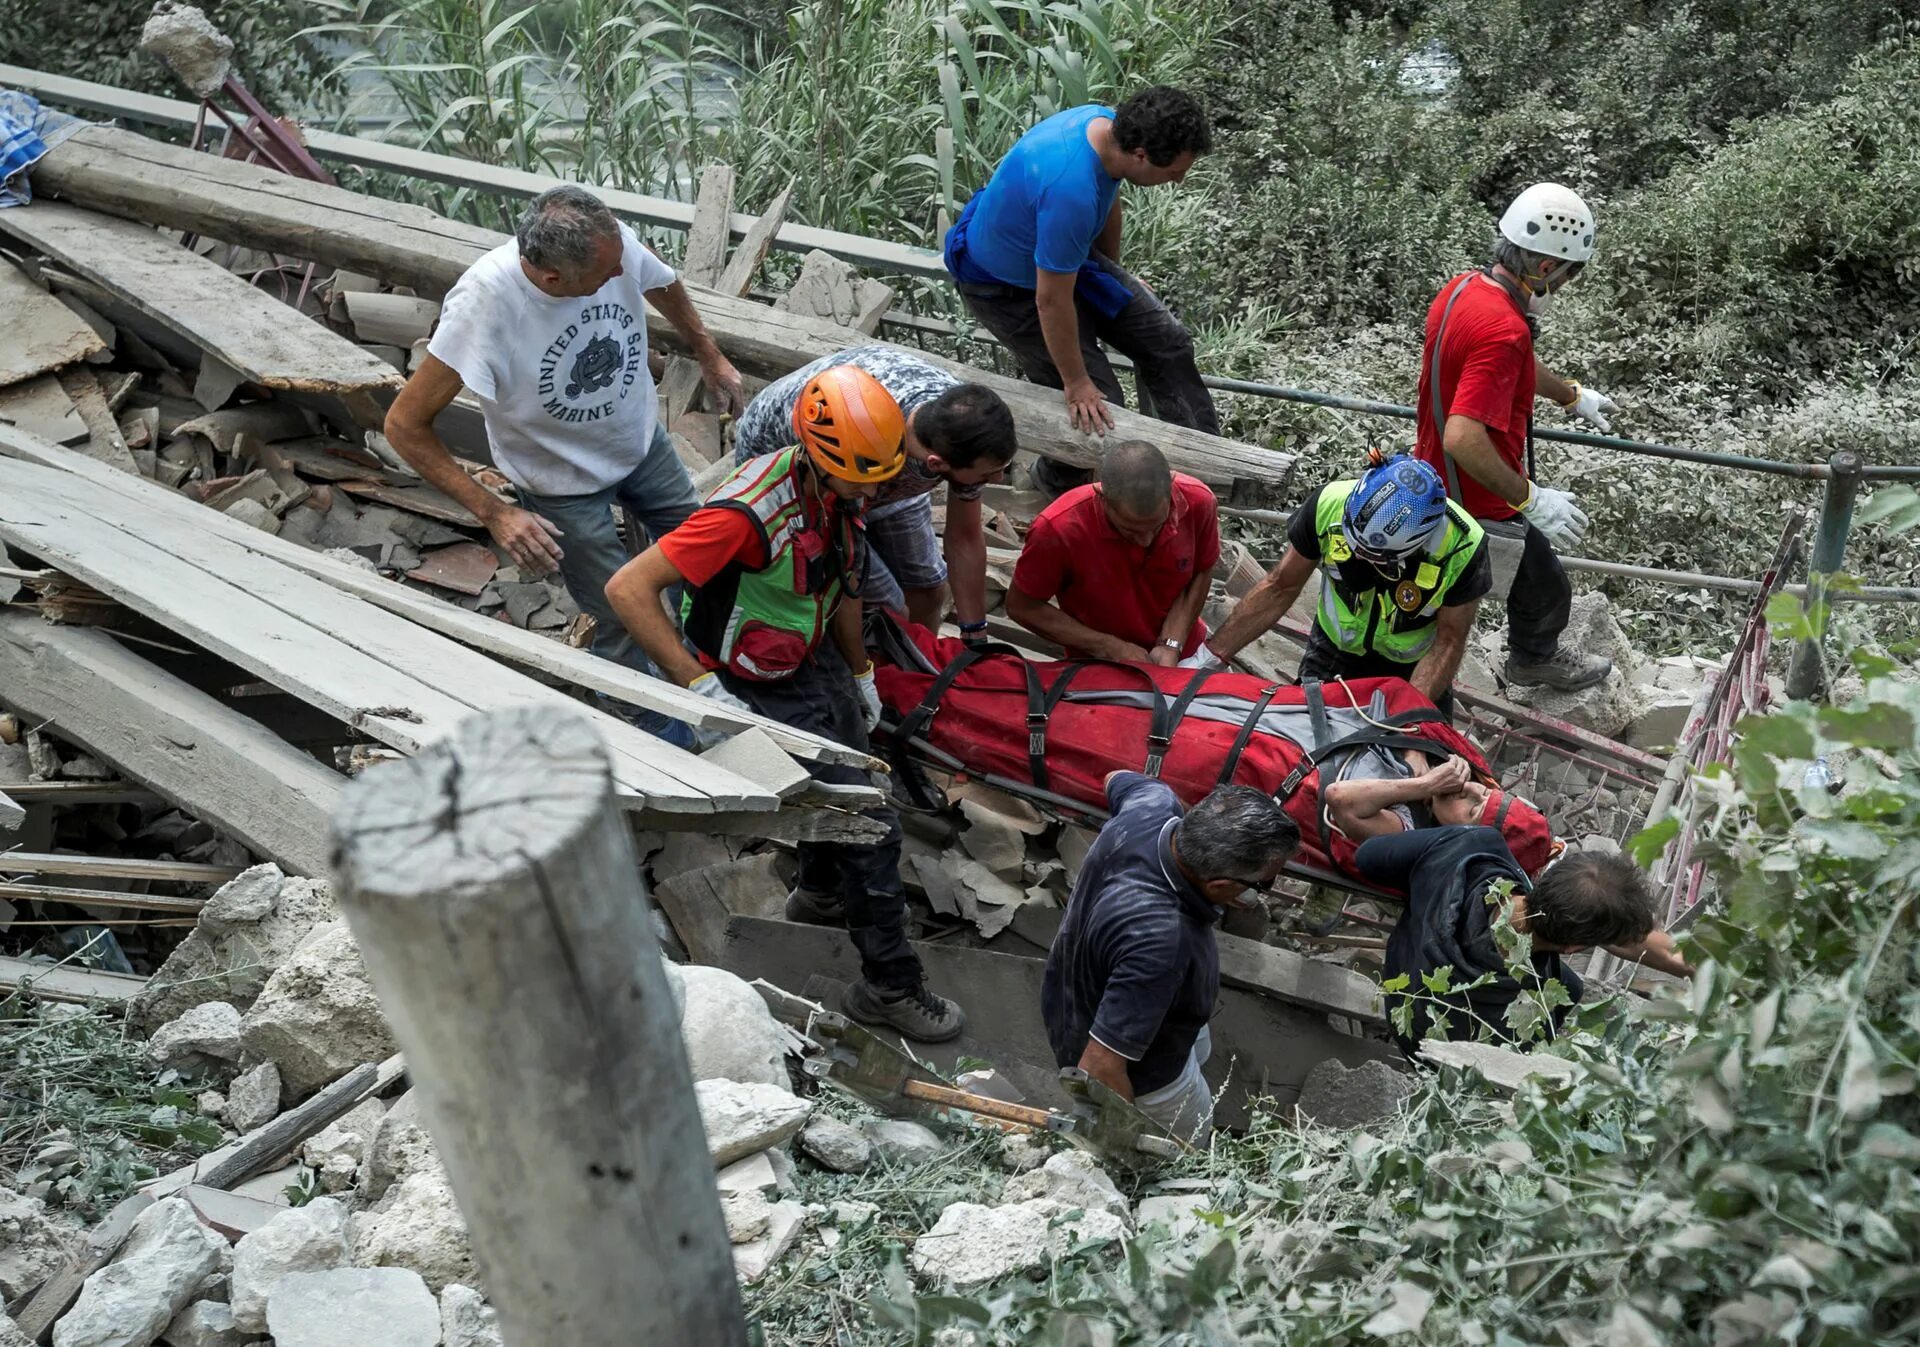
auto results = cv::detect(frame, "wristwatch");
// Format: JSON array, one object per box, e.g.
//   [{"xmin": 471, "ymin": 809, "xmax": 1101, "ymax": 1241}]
[{"xmin": 1158, "ymin": 638, "xmax": 1182, "ymax": 651}]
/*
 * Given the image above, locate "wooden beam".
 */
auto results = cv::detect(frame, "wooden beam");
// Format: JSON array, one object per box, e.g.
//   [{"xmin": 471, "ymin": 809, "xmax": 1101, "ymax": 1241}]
[
  {"xmin": 0, "ymin": 780, "xmax": 155, "ymax": 804},
  {"xmin": 4, "ymin": 67, "xmax": 946, "ymax": 281},
  {"xmin": 332, "ymin": 704, "xmax": 748, "ymax": 1344},
  {"xmin": 0, "ymin": 884, "xmax": 204, "ymax": 915},
  {"xmin": 0, "ymin": 953, "xmax": 148, "ymax": 1004},
  {"xmin": 0, "ymin": 257, "xmax": 107, "ymax": 387},
  {"xmin": 23, "ymin": 128, "xmax": 1293, "ymax": 498},
  {"xmin": 0, "ymin": 425, "xmax": 876, "ymax": 772},
  {"xmin": 0, "ymin": 852, "xmax": 241, "ymax": 883},
  {"xmin": 0, "ymin": 202, "xmax": 403, "ymax": 414}
]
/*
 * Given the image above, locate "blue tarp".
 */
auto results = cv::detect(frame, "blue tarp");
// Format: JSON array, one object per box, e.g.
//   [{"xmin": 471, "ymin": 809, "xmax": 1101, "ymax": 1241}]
[{"xmin": 0, "ymin": 90, "xmax": 87, "ymax": 207}]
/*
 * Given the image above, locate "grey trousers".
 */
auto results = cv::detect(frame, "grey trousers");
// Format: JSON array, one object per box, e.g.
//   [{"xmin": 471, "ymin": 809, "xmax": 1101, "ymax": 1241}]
[{"xmin": 957, "ymin": 254, "xmax": 1220, "ymax": 493}]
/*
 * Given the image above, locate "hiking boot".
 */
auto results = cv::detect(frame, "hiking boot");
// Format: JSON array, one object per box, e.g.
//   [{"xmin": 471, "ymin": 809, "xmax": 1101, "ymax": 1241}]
[
  {"xmin": 842, "ymin": 979, "xmax": 966, "ymax": 1043},
  {"xmin": 1504, "ymin": 649, "xmax": 1613, "ymax": 692},
  {"xmin": 784, "ymin": 887, "xmax": 845, "ymax": 926}
]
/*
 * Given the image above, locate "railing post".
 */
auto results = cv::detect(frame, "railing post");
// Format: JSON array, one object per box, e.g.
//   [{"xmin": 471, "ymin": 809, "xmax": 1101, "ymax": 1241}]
[
  {"xmin": 1785, "ymin": 451, "xmax": 1864, "ymax": 701},
  {"xmin": 330, "ymin": 704, "xmax": 748, "ymax": 1347}
]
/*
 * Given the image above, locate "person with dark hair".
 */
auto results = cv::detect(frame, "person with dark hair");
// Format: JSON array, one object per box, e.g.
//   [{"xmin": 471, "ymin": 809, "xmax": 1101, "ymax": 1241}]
[
  {"xmin": 605, "ymin": 364, "xmax": 965, "ymax": 1043},
  {"xmin": 943, "ymin": 86, "xmax": 1218, "ymax": 495},
  {"xmin": 1413, "ymin": 183, "xmax": 1617, "ymax": 693},
  {"xmin": 731, "ymin": 344, "xmax": 1016, "ymax": 634},
  {"xmin": 1007, "ymin": 439, "xmax": 1220, "ymax": 663},
  {"xmin": 1357, "ymin": 827, "xmax": 1689, "ymax": 1054},
  {"xmin": 385, "ymin": 185, "xmax": 744, "ymax": 750},
  {"xmin": 1043, "ymin": 775, "xmax": 1300, "ymax": 1141}
]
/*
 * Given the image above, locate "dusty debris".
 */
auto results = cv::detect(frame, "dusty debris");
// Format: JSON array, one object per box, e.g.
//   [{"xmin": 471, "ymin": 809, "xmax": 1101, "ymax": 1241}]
[
  {"xmin": 297, "ymin": 1097, "xmax": 386, "ymax": 1194},
  {"xmin": 859, "ymin": 1118, "xmax": 948, "ymax": 1167},
  {"xmin": 265, "ymin": 1267, "xmax": 439, "ymax": 1347},
  {"xmin": 362, "ymin": 1091, "xmax": 435, "ymax": 1203},
  {"xmin": 909, "ymin": 1198, "xmax": 1124, "ymax": 1289},
  {"xmin": 224, "ymin": 1062, "xmax": 282, "ymax": 1135},
  {"xmin": 1295, "ymin": 1058, "xmax": 1416, "ymax": 1130},
  {"xmin": 237, "ymin": 922, "xmax": 398, "ymax": 1099},
  {"xmin": 52, "ymin": 1198, "xmax": 229, "ymax": 1347},
  {"xmin": 227, "ymin": 1198, "xmax": 353, "ymax": 1333},
  {"xmin": 132, "ymin": 868, "xmax": 336, "ymax": 1031},
  {"xmin": 732, "ymin": 1200, "xmax": 807, "ymax": 1286},
  {"xmin": 664, "ymin": 961, "xmax": 796, "ymax": 1091},
  {"xmin": 796, "ymin": 1115, "xmax": 872, "ymax": 1173},
  {"xmin": 138, "ymin": 2, "xmax": 234, "ymax": 97},
  {"xmin": 437, "ymin": 1284, "xmax": 501, "ymax": 1347},
  {"xmin": 1002, "ymin": 1150, "xmax": 1130, "ymax": 1221},
  {"xmin": 348, "ymin": 1168, "xmax": 475, "ymax": 1294},
  {"xmin": 0, "ymin": 1186, "xmax": 74, "ymax": 1304},
  {"xmin": 696, "ymin": 1080, "xmax": 813, "ymax": 1168}
]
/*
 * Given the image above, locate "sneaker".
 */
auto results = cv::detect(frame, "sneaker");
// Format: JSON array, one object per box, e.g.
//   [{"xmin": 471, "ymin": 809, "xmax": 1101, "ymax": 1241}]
[
  {"xmin": 842, "ymin": 978, "xmax": 966, "ymax": 1043},
  {"xmin": 784, "ymin": 887, "xmax": 845, "ymax": 926},
  {"xmin": 1504, "ymin": 650, "xmax": 1613, "ymax": 692}
]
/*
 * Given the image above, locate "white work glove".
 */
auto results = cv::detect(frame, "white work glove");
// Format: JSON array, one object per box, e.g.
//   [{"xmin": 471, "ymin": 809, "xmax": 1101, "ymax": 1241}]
[
  {"xmin": 689, "ymin": 672, "xmax": 754, "ymax": 751},
  {"xmin": 854, "ymin": 662, "xmax": 884, "ymax": 733},
  {"xmin": 1520, "ymin": 485, "xmax": 1590, "ymax": 549},
  {"xmin": 1563, "ymin": 382, "xmax": 1618, "ymax": 433},
  {"xmin": 1177, "ymin": 643, "xmax": 1225, "ymax": 671}
]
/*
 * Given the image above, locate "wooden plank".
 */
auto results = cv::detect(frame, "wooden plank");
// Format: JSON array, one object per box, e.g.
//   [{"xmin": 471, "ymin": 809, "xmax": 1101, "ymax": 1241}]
[
  {"xmin": 333, "ymin": 477, "xmax": 481, "ymax": 527},
  {"xmin": 661, "ymin": 176, "xmax": 792, "ymax": 422},
  {"xmin": 4, "ymin": 73, "xmax": 945, "ymax": 281},
  {"xmin": 0, "ymin": 953, "xmax": 148, "ymax": 1005},
  {"xmin": 0, "ymin": 882, "xmax": 204, "ymax": 916},
  {"xmin": 0, "ymin": 613, "xmax": 342, "ymax": 875},
  {"xmin": 0, "ymin": 852, "xmax": 241, "ymax": 883},
  {"xmin": 0, "ymin": 455, "xmax": 763, "ymax": 811},
  {"xmin": 0, "ymin": 200, "xmax": 403, "ymax": 403},
  {"xmin": 22, "ymin": 128, "xmax": 1291, "ymax": 498},
  {"xmin": 10, "ymin": 1191, "xmax": 154, "ymax": 1342},
  {"xmin": 0, "ymin": 424, "xmax": 877, "ymax": 771},
  {"xmin": 0, "ymin": 257, "xmax": 107, "ymax": 387},
  {"xmin": 0, "ymin": 781, "xmax": 155, "ymax": 803},
  {"xmin": 680, "ymin": 165, "xmax": 736, "ymax": 288},
  {"xmin": 56, "ymin": 368, "xmax": 139, "ymax": 474}
]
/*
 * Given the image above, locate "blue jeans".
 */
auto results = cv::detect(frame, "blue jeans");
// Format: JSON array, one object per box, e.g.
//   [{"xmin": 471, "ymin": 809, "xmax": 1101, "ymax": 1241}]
[{"xmin": 517, "ymin": 424, "xmax": 699, "ymax": 749}]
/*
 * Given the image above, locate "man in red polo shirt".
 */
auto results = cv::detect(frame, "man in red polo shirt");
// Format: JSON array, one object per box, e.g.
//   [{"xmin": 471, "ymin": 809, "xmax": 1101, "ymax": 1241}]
[
  {"xmin": 1008, "ymin": 440, "xmax": 1219, "ymax": 663},
  {"xmin": 1414, "ymin": 182, "xmax": 1615, "ymax": 692}
]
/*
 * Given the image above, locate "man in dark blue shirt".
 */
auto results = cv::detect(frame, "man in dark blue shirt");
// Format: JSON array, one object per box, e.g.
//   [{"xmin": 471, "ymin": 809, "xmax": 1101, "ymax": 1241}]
[
  {"xmin": 944, "ymin": 87, "xmax": 1219, "ymax": 495},
  {"xmin": 1042, "ymin": 773, "xmax": 1301, "ymax": 1141},
  {"xmin": 1356, "ymin": 826, "xmax": 1677, "ymax": 1053}
]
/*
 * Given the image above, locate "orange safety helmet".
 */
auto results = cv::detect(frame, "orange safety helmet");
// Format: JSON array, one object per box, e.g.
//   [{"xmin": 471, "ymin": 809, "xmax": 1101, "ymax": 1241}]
[{"xmin": 792, "ymin": 366, "xmax": 906, "ymax": 483}]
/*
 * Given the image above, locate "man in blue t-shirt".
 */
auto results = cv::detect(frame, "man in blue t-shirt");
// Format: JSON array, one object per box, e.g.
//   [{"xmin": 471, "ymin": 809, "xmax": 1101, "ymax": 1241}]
[
  {"xmin": 1041, "ymin": 773, "xmax": 1300, "ymax": 1142},
  {"xmin": 944, "ymin": 87, "xmax": 1219, "ymax": 495}
]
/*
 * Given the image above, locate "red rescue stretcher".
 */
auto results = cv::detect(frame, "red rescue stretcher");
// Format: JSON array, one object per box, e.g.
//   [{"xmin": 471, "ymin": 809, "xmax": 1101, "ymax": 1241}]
[{"xmin": 870, "ymin": 622, "xmax": 1554, "ymax": 884}]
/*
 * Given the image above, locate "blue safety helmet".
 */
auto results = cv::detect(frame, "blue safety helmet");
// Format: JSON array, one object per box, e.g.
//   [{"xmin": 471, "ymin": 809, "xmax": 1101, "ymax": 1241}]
[{"xmin": 1342, "ymin": 457, "xmax": 1448, "ymax": 568}]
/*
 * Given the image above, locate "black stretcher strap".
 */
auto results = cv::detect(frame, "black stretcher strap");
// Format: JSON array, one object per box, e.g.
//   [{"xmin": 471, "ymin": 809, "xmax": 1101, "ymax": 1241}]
[
  {"xmin": 1215, "ymin": 682, "xmax": 1285, "ymax": 787},
  {"xmin": 1145, "ymin": 667, "xmax": 1221, "ymax": 778}
]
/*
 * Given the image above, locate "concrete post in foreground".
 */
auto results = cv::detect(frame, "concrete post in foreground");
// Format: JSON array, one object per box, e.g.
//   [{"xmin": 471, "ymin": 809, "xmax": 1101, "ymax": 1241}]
[{"xmin": 330, "ymin": 705, "xmax": 746, "ymax": 1347}]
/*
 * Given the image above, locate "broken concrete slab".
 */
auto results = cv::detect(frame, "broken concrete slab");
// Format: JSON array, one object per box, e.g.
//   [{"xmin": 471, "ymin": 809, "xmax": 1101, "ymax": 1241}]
[
  {"xmin": 909, "ymin": 1198, "xmax": 1123, "ymax": 1289},
  {"xmin": 138, "ymin": 1, "xmax": 235, "ymax": 96},
  {"xmin": 178, "ymin": 1184, "xmax": 287, "ymax": 1244},
  {"xmin": 1417, "ymin": 1039, "xmax": 1581, "ymax": 1093},
  {"xmin": 0, "ymin": 1185, "xmax": 74, "ymax": 1303},
  {"xmin": 362, "ymin": 1091, "xmax": 435, "ymax": 1203},
  {"xmin": 696, "ymin": 1079, "xmax": 813, "ymax": 1168},
  {"xmin": 147, "ymin": 1001, "xmax": 244, "ymax": 1067},
  {"xmin": 238, "ymin": 922, "xmax": 399, "ymax": 1099},
  {"xmin": 158, "ymin": 1297, "xmax": 250, "ymax": 1347},
  {"xmin": 349, "ymin": 1168, "xmax": 475, "ymax": 1294},
  {"xmin": 52, "ymin": 1197, "xmax": 230, "ymax": 1347},
  {"xmin": 1001, "ymin": 1150, "xmax": 1129, "ymax": 1220},
  {"xmin": 437, "ymin": 1284, "xmax": 501, "ymax": 1347},
  {"xmin": 731, "ymin": 1200, "xmax": 807, "ymax": 1285},
  {"xmin": 859, "ymin": 1118, "xmax": 948, "ymax": 1167},
  {"xmin": 265, "ymin": 1267, "xmax": 439, "ymax": 1347},
  {"xmin": 664, "ymin": 960, "xmax": 795, "ymax": 1091},
  {"xmin": 720, "ymin": 1188, "xmax": 772, "ymax": 1244},
  {"xmin": 227, "ymin": 1197, "xmax": 352, "ymax": 1333},
  {"xmin": 796, "ymin": 1115, "xmax": 871, "ymax": 1174}
]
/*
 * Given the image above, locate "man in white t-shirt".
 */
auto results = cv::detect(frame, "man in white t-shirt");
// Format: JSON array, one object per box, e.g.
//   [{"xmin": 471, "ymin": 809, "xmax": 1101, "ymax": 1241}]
[{"xmin": 386, "ymin": 185, "xmax": 743, "ymax": 749}]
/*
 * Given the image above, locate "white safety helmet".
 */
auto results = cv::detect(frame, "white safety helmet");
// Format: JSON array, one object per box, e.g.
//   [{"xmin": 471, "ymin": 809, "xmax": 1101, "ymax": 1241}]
[{"xmin": 1499, "ymin": 183, "xmax": 1595, "ymax": 263}]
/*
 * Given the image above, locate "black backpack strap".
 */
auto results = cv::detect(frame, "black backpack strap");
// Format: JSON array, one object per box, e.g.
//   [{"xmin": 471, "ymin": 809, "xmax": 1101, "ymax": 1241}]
[{"xmin": 1215, "ymin": 682, "xmax": 1285, "ymax": 788}]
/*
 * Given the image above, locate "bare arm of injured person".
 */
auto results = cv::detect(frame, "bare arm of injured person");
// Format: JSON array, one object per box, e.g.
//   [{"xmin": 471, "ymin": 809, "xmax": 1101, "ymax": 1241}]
[{"xmin": 1325, "ymin": 756, "xmax": 1472, "ymax": 840}]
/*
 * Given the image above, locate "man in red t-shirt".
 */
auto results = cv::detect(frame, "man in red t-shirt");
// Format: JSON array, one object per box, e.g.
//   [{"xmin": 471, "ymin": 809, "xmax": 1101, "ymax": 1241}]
[
  {"xmin": 1414, "ymin": 183, "xmax": 1617, "ymax": 692},
  {"xmin": 1008, "ymin": 440, "xmax": 1220, "ymax": 663}
]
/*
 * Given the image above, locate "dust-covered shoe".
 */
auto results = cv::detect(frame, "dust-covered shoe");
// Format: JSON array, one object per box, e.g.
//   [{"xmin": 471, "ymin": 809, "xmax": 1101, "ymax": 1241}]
[
  {"xmin": 842, "ymin": 979, "xmax": 966, "ymax": 1043},
  {"xmin": 1504, "ymin": 649, "xmax": 1612, "ymax": 692},
  {"xmin": 785, "ymin": 887, "xmax": 845, "ymax": 926}
]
